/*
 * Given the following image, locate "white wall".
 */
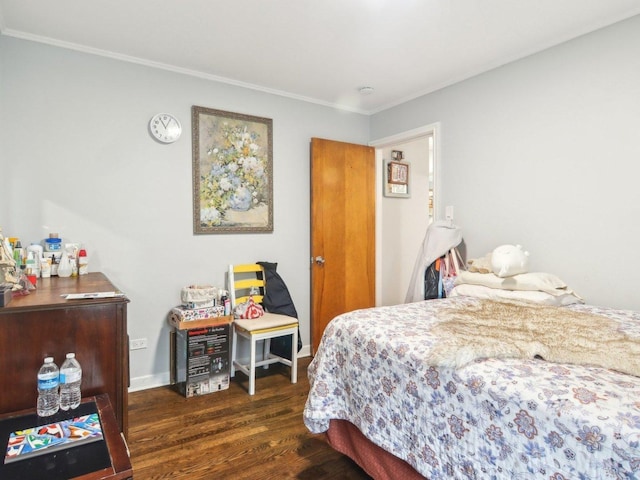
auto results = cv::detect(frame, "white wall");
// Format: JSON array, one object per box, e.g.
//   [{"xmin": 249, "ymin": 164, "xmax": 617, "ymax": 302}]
[
  {"xmin": 371, "ymin": 15, "xmax": 640, "ymax": 311},
  {"xmin": 2, "ymin": 14, "xmax": 639, "ymax": 391},
  {"xmin": 0, "ymin": 36, "xmax": 369, "ymax": 389},
  {"xmin": 0, "ymin": 44, "xmax": 5, "ymax": 224}
]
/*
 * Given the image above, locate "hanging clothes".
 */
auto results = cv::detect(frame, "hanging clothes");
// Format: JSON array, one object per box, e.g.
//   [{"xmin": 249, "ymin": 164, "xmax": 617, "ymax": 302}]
[
  {"xmin": 405, "ymin": 220, "xmax": 462, "ymax": 303},
  {"xmin": 257, "ymin": 261, "xmax": 303, "ymax": 359}
]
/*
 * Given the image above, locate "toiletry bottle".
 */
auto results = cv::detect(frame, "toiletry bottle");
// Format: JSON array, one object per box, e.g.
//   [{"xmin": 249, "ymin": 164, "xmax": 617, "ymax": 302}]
[{"xmin": 78, "ymin": 249, "xmax": 88, "ymax": 275}]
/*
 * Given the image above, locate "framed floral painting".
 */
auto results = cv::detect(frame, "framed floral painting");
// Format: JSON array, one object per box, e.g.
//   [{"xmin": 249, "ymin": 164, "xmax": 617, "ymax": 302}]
[{"xmin": 192, "ymin": 106, "xmax": 273, "ymax": 233}]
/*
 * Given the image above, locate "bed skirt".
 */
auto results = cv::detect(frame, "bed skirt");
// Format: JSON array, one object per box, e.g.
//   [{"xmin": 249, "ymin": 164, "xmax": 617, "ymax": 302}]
[{"xmin": 326, "ymin": 420, "xmax": 426, "ymax": 480}]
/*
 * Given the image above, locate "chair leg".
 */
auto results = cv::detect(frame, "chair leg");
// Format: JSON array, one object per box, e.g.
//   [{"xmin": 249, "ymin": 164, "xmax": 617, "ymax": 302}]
[
  {"xmin": 263, "ymin": 338, "xmax": 271, "ymax": 369},
  {"xmin": 249, "ymin": 336, "xmax": 257, "ymax": 395},
  {"xmin": 230, "ymin": 325, "xmax": 237, "ymax": 378},
  {"xmin": 291, "ymin": 330, "xmax": 298, "ymax": 385}
]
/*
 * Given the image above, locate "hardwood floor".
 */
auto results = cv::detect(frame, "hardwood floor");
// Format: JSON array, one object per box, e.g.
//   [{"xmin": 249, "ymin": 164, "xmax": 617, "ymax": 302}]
[{"xmin": 128, "ymin": 357, "xmax": 372, "ymax": 479}]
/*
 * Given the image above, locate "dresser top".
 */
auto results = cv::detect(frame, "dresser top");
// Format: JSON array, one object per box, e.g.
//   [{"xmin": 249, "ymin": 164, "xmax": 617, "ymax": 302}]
[{"xmin": 0, "ymin": 272, "xmax": 129, "ymax": 313}]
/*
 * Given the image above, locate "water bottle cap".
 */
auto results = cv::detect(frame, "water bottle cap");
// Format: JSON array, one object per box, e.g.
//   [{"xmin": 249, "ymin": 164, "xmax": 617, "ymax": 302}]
[
  {"xmin": 44, "ymin": 357, "xmax": 54, "ymax": 363},
  {"xmin": 66, "ymin": 353, "xmax": 75, "ymax": 359}
]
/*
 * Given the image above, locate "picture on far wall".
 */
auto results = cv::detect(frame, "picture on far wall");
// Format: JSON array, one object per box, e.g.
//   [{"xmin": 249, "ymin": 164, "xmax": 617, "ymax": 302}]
[
  {"xmin": 192, "ymin": 106, "xmax": 273, "ymax": 234},
  {"xmin": 384, "ymin": 159, "xmax": 410, "ymax": 198}
]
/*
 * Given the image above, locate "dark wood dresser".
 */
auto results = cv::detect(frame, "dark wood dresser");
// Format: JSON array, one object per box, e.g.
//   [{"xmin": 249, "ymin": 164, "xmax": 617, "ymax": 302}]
[{"xmin": 0, "ymin": 272, "xmax": 129, "ymax": 437}]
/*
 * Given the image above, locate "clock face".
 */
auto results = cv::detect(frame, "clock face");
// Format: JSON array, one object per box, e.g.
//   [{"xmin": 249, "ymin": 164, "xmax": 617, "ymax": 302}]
[{"xmin": 149, "ymin": 113, "xmax": 182, "ymax": 143}]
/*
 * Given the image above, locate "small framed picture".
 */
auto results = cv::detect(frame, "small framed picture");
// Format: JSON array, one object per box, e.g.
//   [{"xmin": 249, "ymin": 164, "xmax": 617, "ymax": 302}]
[
  {"xmin": 391, "ymin": 150, "xmax": 404, "ymax": 160},
  {"xmin": 384, "ymin": 160, "xmax": 410, "ymax": 198}
]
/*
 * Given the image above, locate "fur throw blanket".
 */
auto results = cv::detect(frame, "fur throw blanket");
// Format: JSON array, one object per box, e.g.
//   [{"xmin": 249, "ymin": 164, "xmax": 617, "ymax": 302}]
[{"xmin": 428, "ymin": 300, "xmax": 640, "ymax": 377}]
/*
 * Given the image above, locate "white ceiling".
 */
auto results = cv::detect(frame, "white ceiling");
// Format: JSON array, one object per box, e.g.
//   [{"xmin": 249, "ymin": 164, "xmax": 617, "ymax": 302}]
[{"xmin": 1, "ymin": 1, "xmax": 639, "ymax": 114}]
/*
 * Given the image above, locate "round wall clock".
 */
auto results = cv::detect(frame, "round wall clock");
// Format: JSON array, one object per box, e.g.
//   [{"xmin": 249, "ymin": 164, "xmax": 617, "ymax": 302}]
[{"xmin": 149, "ymin": 113, "xmax": 182, "ymax": 143}]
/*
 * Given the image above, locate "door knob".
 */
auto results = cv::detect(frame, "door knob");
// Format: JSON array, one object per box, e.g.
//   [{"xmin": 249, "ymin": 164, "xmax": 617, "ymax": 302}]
[{"xmin": 314, "ymin": 256, "xmax": 325, "ymax": 265}]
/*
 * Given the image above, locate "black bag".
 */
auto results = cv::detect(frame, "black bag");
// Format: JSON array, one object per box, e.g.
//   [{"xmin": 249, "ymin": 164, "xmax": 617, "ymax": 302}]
[
  {"xmin": 257, "ymin": 262, "xmax": 303, "ymax": 359},
  {"xmin": 424, "ymin": 257, "xmax": 445, "ymax": 300}
]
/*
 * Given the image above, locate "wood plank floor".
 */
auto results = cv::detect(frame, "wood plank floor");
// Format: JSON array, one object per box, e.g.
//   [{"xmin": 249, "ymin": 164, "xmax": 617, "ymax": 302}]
[{"xmin": 128, "ymin": 357, "xmax": 372, "ymax": 479}]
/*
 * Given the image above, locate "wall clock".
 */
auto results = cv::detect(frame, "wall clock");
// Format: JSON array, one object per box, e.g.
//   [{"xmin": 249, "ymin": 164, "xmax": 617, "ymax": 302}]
[{"xmin": 149, "ymin": 113, "xmax": 182, "ymax": 143}]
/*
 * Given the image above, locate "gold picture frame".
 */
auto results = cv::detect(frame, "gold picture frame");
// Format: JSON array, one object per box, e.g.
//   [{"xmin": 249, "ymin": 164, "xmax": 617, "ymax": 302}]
[{"xmin": 192, "ymin": 106, "xmax": 273, "ymax": 233}]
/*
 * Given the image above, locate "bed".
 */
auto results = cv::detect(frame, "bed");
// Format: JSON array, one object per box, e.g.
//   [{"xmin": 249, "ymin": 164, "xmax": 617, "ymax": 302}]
[{"xmin": 303, "ymin": 296, "xmax": 640, "ymax": 479}]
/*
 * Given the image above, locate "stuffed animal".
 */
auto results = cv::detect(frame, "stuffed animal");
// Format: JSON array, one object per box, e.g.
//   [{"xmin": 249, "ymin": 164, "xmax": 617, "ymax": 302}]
[{"xmin": 491, "ymin": 244, "xmax": 530, "ymax": 277}]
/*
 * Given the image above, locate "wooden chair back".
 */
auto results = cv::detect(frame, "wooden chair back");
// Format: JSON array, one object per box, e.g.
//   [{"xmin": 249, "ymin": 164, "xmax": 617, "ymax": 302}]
[{"xmin": 228, "ymin": 264, "xmax": 266, "ymax": 306}]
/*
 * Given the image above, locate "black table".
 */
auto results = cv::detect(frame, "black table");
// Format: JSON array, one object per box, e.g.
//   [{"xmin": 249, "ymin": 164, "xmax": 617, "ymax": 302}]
[{"xmin": 0, "ymin": 394, "xmax": 132, "ymax": 480}]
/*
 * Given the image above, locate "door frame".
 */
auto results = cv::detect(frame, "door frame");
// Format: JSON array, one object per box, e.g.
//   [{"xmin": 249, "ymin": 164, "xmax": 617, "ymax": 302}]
[{"xmin": 369, "ymin": 122, "xmax": 441, "ymax": 305}]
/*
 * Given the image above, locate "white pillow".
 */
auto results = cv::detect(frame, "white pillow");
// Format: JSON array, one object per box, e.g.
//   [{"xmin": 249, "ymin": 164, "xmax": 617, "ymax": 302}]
[
  {"xmin": 455, "ymin": 271, "xmax": 579, "ymax": 297},
  {"xmin": 449, "ymin": 283, "xmax": 584, "ymax": 306}
]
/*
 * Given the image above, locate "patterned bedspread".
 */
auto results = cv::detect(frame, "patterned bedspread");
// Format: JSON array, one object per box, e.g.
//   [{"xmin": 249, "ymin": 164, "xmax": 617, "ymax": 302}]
[{"xmin": 303, "ymin": 297, "xmax": 640, "ymax": 479}]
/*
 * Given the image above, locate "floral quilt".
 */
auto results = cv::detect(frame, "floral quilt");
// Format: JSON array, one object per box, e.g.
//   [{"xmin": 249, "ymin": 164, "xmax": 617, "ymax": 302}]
[{"xmin": 303, "ymin": 297, "xmax": 640, "ymax": 479}]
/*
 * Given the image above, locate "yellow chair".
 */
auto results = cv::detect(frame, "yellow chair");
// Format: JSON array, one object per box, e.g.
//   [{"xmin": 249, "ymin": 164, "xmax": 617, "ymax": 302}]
[{"xmin": 227, "ymin": 264, "xmax": 298, "ymax": 395}]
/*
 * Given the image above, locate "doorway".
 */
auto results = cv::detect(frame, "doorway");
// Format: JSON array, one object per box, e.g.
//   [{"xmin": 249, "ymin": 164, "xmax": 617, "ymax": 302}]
[
  {"xmin": 370, "ymin": 123, "xmax": 440, "ymax": 306},
  {"xmin": 308, "ymin": 125, "xmax": 438, "ymax": 354}
]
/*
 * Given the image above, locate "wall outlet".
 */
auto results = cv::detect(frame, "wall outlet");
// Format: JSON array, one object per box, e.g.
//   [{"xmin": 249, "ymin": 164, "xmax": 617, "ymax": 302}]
[{"xmin": 130, "ymin": 338, "xmax": 147, "ymax": 350}]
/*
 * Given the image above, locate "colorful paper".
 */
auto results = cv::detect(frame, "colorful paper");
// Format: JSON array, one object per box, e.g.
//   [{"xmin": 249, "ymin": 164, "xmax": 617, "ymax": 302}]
[{"xmin": 5, "ymin": 413, "xmax": 103, "ymax": 463}]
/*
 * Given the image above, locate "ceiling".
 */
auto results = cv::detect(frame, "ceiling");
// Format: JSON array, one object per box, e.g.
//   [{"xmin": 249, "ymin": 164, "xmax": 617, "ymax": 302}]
[{"xmin": 1, "ymin": 1, "xmax": 639, "ymax": 114}]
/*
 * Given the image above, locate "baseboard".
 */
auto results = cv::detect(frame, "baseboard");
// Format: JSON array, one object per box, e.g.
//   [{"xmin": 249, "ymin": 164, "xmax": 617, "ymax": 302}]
[
  {"xmin": 128, "ymin": 372, "xmax": 171, "ymax": 392},
  {"xmin": 299, "ymin": 344, "xmax": 311, "ymax": 357},
  {"xmin": 128, "ymin": 344, "xmax": 312, "ymax": 392}
]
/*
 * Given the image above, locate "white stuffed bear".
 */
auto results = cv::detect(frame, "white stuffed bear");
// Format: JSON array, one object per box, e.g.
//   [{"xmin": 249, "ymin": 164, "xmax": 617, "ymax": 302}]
[{"xmin": 491, "ymin": 244, "xmax": 530, "ymax": 278}]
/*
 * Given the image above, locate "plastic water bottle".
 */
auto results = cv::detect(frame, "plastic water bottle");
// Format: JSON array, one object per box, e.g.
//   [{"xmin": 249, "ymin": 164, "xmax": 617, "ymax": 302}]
[
  {"xmin": 37, "ymin": 357, "xmax": 59, "ymax": 417},
  {"xmin": 59, "ymin": 353, "xmax": 82, "ymax": 410}
]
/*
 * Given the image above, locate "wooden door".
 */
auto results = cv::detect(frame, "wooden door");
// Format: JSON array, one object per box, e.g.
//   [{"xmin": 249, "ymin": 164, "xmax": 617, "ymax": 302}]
[{"xmin": 310, "ymin": 138, "xmax": 376, "ymax": 354}]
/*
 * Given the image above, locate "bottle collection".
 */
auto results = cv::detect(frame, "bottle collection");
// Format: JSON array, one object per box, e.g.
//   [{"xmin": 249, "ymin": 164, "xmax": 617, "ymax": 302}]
[
  {"xmin": 3, "ymin": 232, "xmax": 89, "ymax": 285},
  {"xmin": 36, "ymin": 354, "xmax": 82, "ymax": 417}
]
